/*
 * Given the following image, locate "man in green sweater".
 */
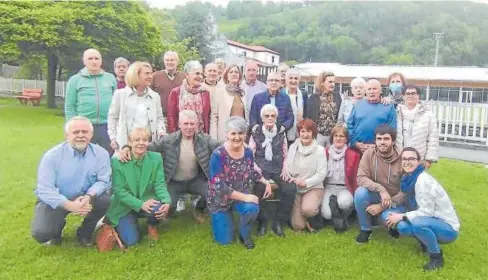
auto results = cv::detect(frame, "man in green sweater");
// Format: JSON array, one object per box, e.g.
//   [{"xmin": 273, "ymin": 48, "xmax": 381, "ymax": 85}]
[{"xmin": 65, "ymin": 48, "xmax": 117, "ymax": 155}]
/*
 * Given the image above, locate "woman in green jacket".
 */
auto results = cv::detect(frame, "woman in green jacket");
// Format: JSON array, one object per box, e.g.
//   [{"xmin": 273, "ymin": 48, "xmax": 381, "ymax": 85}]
[{"xmin": 106, "ymin": 128, "xmax": 171, "ymax": 246}]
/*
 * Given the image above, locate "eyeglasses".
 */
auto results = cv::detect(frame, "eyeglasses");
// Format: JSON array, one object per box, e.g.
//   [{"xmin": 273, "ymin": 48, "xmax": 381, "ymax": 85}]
[
  {"xmin": 289, "ymin": 77, "xmax": 299, "ymax": 80},
  {"xmin": 405, "ymin": 91, "xmax": 419, "ymax": 96},
  {"xmin": 267, "ymin": 79, "xmax": 280, "ymax": 83},
  {"xmin": 401, "ymin": 157, "xmax": 419, "ymax": 162},
  {"xmin": 264, "ymin": 114, "xmax": 277, "ymax": 119}
]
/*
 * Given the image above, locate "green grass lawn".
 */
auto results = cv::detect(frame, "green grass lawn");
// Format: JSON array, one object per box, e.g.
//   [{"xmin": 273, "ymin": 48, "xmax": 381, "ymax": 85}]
[{"xmin": 1, "ymin": 99, "xmax": 487, "ymax": 279}]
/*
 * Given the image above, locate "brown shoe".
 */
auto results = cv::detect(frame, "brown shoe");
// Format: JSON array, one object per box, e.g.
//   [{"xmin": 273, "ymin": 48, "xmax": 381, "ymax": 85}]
[{"xmin": 147, "ymin": 225, "xmax": 159, "ymax": 241}]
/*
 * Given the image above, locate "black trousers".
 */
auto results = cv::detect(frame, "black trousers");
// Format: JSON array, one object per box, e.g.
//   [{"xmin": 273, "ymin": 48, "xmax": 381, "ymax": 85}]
[{"xmin": 253, "ymin": 171, "xmax": 296, "ymax": 224}]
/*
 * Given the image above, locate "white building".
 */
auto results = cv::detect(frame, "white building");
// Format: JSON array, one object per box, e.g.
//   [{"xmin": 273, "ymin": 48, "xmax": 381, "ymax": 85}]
[{"xmin": 226, "ymin": 40, "xmax": 280, "ymax": 67}]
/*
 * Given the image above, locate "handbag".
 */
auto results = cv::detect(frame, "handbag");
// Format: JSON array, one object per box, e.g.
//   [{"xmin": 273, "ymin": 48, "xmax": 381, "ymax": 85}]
[{"xmin": 95, "ymin": 224, "xmax": 126, "ymax": 252}]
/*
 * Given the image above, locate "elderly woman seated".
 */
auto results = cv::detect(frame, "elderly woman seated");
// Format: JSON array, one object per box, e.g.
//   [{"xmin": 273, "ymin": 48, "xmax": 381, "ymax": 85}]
[
  {"xmin": 249, "ymin": 104, "xmax": 296, "ymax": 237},
  {"xmin": 286, "ymin": 119, "xmax": 327, "ymax": 232},
  {"xmin": 105, "ymin": 128, "xmax": 171, "ymax": 246},
  {"xmin": 385, "ymin": 147, "xmax": 460, "ymax": 271},
  {"xmin": 320, "ymin": 125, "xmax": 360, "ymax": 233},
  {"xmin": 206, "ymin": 116, "xmax": 272, "ymax": 249}
]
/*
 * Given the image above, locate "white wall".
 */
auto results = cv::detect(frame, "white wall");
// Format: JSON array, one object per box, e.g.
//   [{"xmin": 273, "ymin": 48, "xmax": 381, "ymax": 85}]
[{"xmin": 228, "ymin": 45, "xmax": 280, "ymax": 66}]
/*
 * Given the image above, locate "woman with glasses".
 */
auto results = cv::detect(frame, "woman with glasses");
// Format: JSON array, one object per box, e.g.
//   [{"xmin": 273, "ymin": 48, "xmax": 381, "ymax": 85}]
[
  {"xmin": 249, "ymin": 104, "xmax": 296, "ymax": 237},
  {"xmin": 385, "ymin": 147, "xmax": 460, "ymax": 271},
  {"xmin": 395, "ymin": 85, "xmax": 439, "ymax": 169},
  {"xmin": 284, "ymin": 69, "xmax": 307, "ymax": 146},
  {"xmin": 305, "ymin": 71, "xmax": 342, "ymax": 147},
  {"xmin": 210, "ymin": 64, "xmax": 248, "ymax": 141}
]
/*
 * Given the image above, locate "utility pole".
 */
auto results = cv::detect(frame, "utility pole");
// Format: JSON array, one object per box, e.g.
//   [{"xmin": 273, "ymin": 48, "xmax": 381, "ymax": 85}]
[{"xmin": 433, "ymin": 32, "xmax": 444, "ymax": 66}]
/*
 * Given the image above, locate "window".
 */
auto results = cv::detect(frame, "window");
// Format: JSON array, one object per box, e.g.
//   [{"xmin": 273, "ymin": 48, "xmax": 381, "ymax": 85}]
[
  {"xmin": 242, "ymin": 51, "xmax": 247, "ymax": 57},
  {"xmin": 419, "ymin": 86, "xmax": 427, "ymax": 100},
  {"xmin": 438, "ymin": 87, "xmax": 449, "ymax": 101},
  {"xmin": 272, "ymin": 56, "xmax": 275, "ymax": 63},
  {"xmin": 429, "ymin": 87, "xmax": 440, "ymax": 101},
  {"xmin": 472, "ymin": 89, "xmax": 483, "ymax": 103},
  {"xmin": 448, "ymin": 87, "xmax": 459, "ymax": 102}
]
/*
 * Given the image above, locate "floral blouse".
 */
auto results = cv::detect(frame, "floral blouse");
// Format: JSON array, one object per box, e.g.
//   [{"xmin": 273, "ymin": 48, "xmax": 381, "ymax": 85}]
[
  {"xmin": 317, "ymin": 93, "xmax": 338, "ymax": 135},
  {"xmin": 206, "ymin": 145, "xmax": 261, "ymax": 213}
]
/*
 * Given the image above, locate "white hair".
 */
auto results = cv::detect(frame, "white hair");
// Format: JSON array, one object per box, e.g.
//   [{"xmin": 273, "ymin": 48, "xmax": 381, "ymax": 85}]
[
  {"xmin": 286, "ymin": 68, "xmax": 301, "ymax": 78},
  {"xmin": 183, "ymin": 60, "xmax": 203, "ymax": 73},
  {"xmin": 179, "ymin": 110, "xmax": 198, "ymax": 121},
  {"xmin": 113, "ymin": 57, "xmax": 130, "ymax": 70},
  {"xmin": 260, "ymin": 104, "xmax": 279, "ymax": 120},
  {"xmin": 225, "ymin": 116, "xmax": 247, "ymax": 133},
  {"xmin": 351, "ymin": 77, "xmax": 366, "ymax": 87},
  {"xmin": 65, "ymin": 116, "xmax": 93, "ymax": 133},
  {"xmin": 163, "ymin": 51, "xmax": 179, "ymax": 61},
  {"xmin": 244, "ymin": 60, "xmax": 259, "ymax": 71}
]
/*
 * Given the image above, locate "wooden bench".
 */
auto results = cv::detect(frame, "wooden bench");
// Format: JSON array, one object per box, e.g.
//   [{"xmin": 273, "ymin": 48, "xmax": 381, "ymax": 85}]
[{"xmin": 13, "ymin": 88, "xmax": 42, "ymax": 106}]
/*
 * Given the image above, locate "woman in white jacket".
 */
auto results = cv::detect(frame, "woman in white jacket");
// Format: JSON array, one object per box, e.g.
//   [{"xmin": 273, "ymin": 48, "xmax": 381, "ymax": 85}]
[
  {"xmin": 396, "ymin": 85, "xmax": 439, "ymax": 168},
  {"xmin": 107, "ymin": 61, "xmax": 165, "ymax": 151},
  {"xmin": 386, "ymin": 147, "xmax": 460, "ymax": 271}
]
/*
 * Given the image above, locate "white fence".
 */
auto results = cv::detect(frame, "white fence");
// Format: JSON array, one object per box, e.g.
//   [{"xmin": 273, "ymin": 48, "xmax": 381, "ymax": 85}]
[
  {"xmin": 0, "ymin": 77, "xmax": 67, "ymax": 98},
  {"xmin": 424, "ymin": 101, "xmax": 488, "ymax": 145}
]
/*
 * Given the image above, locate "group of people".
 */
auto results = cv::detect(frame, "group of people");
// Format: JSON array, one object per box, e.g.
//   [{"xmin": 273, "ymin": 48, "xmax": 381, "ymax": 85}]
[{"xmin": 31, "ymin": 48, "xmax": 460, "ymax": 272}]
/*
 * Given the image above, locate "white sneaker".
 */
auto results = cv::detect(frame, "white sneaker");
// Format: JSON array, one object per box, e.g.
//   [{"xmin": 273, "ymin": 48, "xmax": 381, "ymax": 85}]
[{"xmin": 176, "ymin": 198, "xmax": 186, "ymax": 212}]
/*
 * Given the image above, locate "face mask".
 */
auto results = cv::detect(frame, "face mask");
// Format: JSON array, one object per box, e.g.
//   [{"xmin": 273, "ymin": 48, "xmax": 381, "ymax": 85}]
[{"xmin": 389, "ymin": 83, "xmax": 403, "ymax": 94}]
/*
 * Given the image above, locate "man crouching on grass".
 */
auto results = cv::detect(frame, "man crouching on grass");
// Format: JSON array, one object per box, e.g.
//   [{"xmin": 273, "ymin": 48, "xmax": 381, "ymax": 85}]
[{"xmin": 31, "ymin": 116, "xmax": 111, "ymax": 247}]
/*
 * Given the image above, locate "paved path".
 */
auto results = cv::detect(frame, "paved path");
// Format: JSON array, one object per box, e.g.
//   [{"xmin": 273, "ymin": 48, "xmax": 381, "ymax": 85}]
[{"xmin": 439, "ymin": 146, "xmax": 488, "ymax": 164}]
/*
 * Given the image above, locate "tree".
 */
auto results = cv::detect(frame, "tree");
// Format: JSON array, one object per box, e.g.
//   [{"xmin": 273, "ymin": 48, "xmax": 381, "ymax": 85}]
[{"xmin": 0, "ymin": 1, "xmax": 162, "ymax": 108}]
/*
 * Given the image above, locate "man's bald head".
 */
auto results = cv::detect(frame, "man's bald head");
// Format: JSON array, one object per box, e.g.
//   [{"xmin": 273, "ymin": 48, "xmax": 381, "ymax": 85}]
[
  {"xmin": 244, "ymin": 61, "xmax": 259, "ymax": 83},
  {"xmin": 83, "ymin": 48, "xmax": 102, "ymax": 74},
  {"xmin": 366, "ymin": 79, "xmax": 382, "ymax": 102}
]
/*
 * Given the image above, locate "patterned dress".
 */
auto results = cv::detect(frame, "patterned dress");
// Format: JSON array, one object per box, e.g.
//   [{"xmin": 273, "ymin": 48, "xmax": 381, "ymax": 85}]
[
  {"xmin": 317, "ymin": 93, "xmax": 338, "ymax": 135},
  {"xmin": 206, "ymin": 145, "xmax": 261, "ymax": 213},
  {"xmin": 179, "ymin": 88, "xmax": 205, "ymax": 132}
]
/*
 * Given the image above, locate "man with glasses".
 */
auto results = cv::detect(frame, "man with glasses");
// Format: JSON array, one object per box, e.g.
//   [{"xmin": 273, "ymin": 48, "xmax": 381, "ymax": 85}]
[
  {"xmin": 353, "ymin": 124, "xmax": 406, "ymax": 244},
  {"xmin": 249, "ymin": 72, "xmax": 294, "ymax": 134},
  {"xmin": 31, "ymin": 116, "xmax": 111, "ymax": 247}
]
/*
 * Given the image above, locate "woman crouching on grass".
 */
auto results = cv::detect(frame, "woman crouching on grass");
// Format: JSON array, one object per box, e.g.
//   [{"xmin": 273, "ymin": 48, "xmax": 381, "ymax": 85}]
[
  {"xmin": 385, "ymin": 147, "xmax": 460, "ymax": 271},
  {"xmin": 105, "ymin": 128, "xmax": 171, "ymax": 247}
]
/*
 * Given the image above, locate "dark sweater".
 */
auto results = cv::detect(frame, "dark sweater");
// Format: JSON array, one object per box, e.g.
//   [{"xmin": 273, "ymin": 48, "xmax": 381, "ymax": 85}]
[{"xmin": 151, "ymin": 71, "xmax": 185, "ymax": 114}]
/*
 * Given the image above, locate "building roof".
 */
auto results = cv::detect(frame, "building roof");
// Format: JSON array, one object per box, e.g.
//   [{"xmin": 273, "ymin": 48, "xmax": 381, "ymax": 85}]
[
  {"xmin": 226, "ymin": 40, "xmax": 280, "ymax": 55},
  {"xmin": 244, "ymin": 57, "xmax": 276, "ymax": 67},
  {"xmin": 294, "ymin": 63, "xmax": 488, "ymax": 82}
]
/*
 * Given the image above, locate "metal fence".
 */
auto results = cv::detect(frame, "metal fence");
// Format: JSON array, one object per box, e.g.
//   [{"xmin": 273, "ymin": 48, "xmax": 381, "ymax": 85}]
[{"xmin": 0, "ymin": 77, "xmax": 67, "ymax": 98}]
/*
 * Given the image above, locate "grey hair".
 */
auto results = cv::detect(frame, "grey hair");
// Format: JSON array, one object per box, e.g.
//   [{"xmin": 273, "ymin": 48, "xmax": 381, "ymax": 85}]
[
  {"xmin": 351, "ymin": 77, "xmax": 366, "ymax": 87},
  {"xmin": 65, "ymin": 116, "xmax": 93, "ymax": 133},
  {"xmin": 286, "ymin": 68, "xmax": 301, "ymax": 78},
  {"xmin": 183, "ymin": 60, "xmax": 203, "ymax": 73},
  {"xmin": 163, "ymin": 51, "xmax": 179, "ymax": 61},
  {"xmin": 113, "ymin": 57, "xmax": 130, "ymax": 70},
  {"xmin": 225, "ymin": 116, "xmax": 247, "ymax": 133},
  {"xmin": 260, "ymin": 104, "xmax": 279, "ymax": 120},
  {"xmin": 179, "ymin": 110, "xmax": 198, "ymax": 121}
]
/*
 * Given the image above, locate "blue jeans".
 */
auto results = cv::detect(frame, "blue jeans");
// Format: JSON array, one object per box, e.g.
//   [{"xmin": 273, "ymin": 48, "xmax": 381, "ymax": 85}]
[
  {"xmin": 354, "ymin": 187, "xmax": 406, "ymax": 231},
  {"xmin": 210, "ymin": 202, "xmax": 259, "ymax": 245},
  {"xmin": 115, "ymin": 203, "xmax": 162, "ymax": 246},
  {"xmin": 92, "ymin": 123, "xmax": 113, "ymax": 156},
  {"xmin": 397, "ymin": 216, "xmax": 458, "ymax": 253}
]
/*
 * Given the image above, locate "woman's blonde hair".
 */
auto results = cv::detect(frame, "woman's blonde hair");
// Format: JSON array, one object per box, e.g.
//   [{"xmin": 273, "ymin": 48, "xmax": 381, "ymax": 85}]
[
  {"xmin": 314, "ymin": 71, "xmax": 335, "ymax": 94},
  {"xmin": 128, "ymin": 127, "xmax": 151, "ymax": 143},
  {"xmin": 125, "ymin": 61, "xmax": 152, "ymax": 87}
]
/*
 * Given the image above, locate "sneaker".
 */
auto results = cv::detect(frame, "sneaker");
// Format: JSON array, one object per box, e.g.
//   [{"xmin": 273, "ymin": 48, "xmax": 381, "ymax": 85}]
[
  {"xmin": 356, "ymin": 230, "xmax": 372, "ymax": 244},
  {"xmin": 77, "ymin": 236, "xmax": 94, "ymax": 247},
  {"xmin": 176, "ymin": 198, "xmax": 186, "ymax": 212},
  {"xmin": 424, "ymin": 251, "xmax": 444, "ymax": 271},
  {"xmin": 388, "ymin": 228, "xmax": 400, "ymax": 239}
]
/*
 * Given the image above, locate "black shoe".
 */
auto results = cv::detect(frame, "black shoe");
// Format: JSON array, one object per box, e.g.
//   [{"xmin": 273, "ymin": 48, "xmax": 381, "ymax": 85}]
[
  {"xmin": 77, "ymin": 236, "xmax": 94, "ymax": 247},
  {"xmin": 418, "ymin": 241, "xmax": 428, "ymax": 253},
  {"xmin": 424, "ymin": 251, "xmax": 444, "ymax": 271},
  {"xmin": 238, "ymin": 235, "xmax": 255, "ymax": 249},
  {"xmin": 271, "ymin": 221, "xmax": 285, "ymax": 237},
  {"xmin": 256, "ymin": 220, "xmax": 268, "ymax": 237},
  {"xmin": 388, "ymin": 228, "xmax": 400, "ymax": 239},
  {"xmin": 356, "ymin": 230, "xmax": 372, "ymax": 244}
]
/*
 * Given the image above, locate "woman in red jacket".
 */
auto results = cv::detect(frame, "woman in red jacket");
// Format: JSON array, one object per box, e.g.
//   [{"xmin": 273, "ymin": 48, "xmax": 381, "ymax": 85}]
[
  {"xmin": 166, "ymin": 60, "xmax": 211, "ymax": 133},
  {"xmin": 321, "ymin": 125, "xmax": 360, "ymax": 232}
]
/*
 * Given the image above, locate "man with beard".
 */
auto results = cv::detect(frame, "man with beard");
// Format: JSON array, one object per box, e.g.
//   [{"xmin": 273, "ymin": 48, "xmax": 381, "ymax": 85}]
[
  {"xmin": 31, "ymin": 116, "xmax": 111, "ymax": 247},
  {"xmin": 118, "ymin": 110, "xmax": 220, "ymax": 223},
  {"xmin": 354, "ymin": 124, "xmax": 406, "ymax": 244}
]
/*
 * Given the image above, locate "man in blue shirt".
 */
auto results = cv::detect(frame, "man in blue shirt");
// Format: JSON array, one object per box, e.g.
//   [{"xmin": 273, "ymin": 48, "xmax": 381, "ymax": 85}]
[
  {"xmin": 348, "ymin": 79, "xmax": 397, "ymax": 153},
  {"xmin": 31, "ymin": 116, "xmax": 111, "ymax": 247},
  {"xmin": 249, "ymin": 72, "xmax": 294, "ymax": 134}
]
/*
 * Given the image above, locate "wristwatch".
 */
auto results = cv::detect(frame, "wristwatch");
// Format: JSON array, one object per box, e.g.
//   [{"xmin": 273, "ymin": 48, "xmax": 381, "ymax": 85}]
[{"xmin": 121, "ymin": 145, "xmax": 132, "ymax": 151}]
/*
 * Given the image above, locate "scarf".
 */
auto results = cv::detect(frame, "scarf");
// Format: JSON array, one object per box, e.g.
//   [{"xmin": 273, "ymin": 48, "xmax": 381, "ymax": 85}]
[
  {"xmin": 179, "ymin": 80, "xmax": 205, "ymax": 132},
  {"xmin": 327, "ymin": 145, "xmax": 346, "ymax": 181},
  {"xmin": 400, "ymin": 164, "xmax": 425, "ymax": 211},
  {"xmin": 287, "ymin": 139, "xmax": 318, "ymax": 176},
  {"xmin": 182, "ymin": 79, "xmax": 202, "ymax": 94},
  {"xmin": 261, "ymin": 125, "xmax": 277, "ymax": 161},
  {"xmin": 226, "ymin": 83, "xmax": 245, "ymax": 97}
]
